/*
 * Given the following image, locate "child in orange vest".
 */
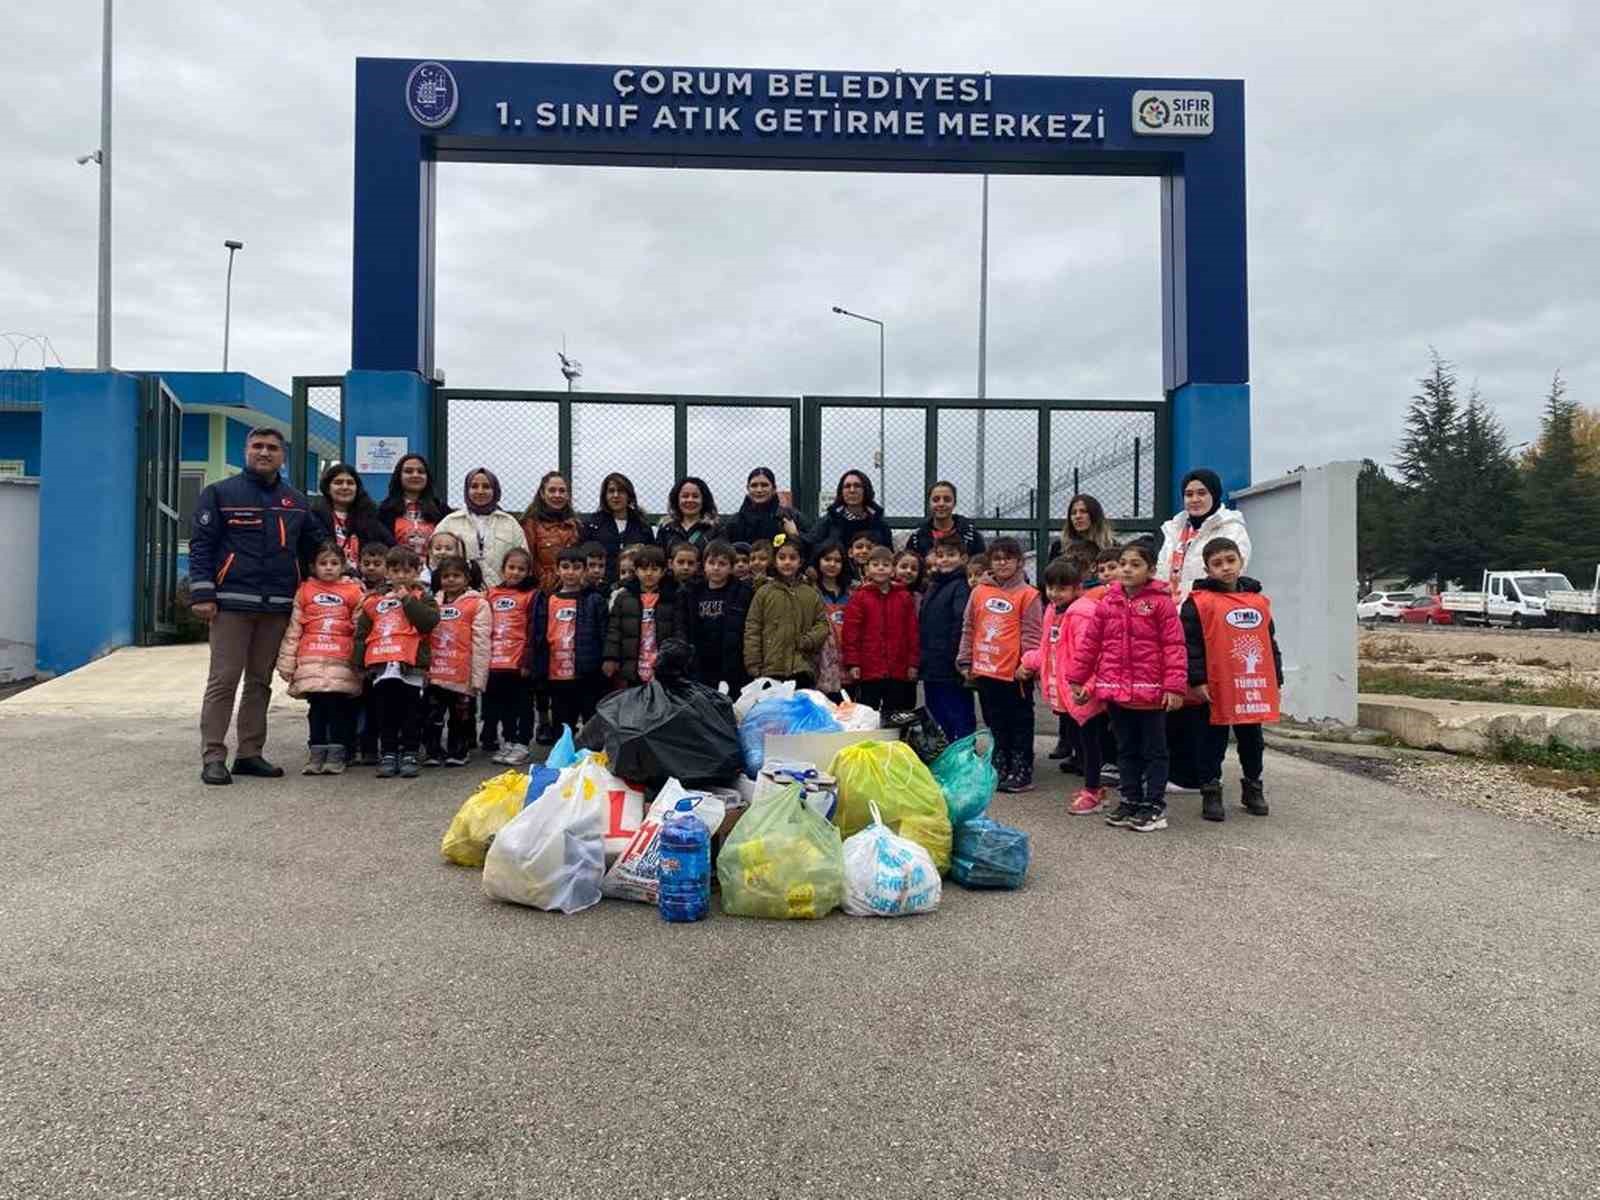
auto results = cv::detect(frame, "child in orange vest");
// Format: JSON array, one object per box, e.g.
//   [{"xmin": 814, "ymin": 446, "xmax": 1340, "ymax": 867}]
[
  {"xmin": 533, "ymin": 547, "xmax": 609, "ymax": 736},
  {"xmin": 1180, "ymin": 536, "xmax": 1282, "ymax": 820},
  {"xmin": 352, "ymin": 545, "xmax": 440, "ymax": 778},
  {"xmin": 425, "ymin": 555, "xmax": 490, "ymax": 767},
  {"xmin": 483, "ymin": 546, "xmax": 539, "ymax": 766},
  {"xmin": 1023, "ymin": 555, "xmax": 1111, "ymax": 814},
  {"xmin": 276, "ymin": 541, "xmax": 366, "ymax": 776},
  {"xmin": 957, "ymin": 537, "xmax": 1043, "ymax": 793}
]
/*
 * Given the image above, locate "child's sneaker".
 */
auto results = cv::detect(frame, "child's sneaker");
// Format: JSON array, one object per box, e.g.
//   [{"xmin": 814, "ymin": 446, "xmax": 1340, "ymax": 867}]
[
  {"xmin": 1241, "ymin": 778, "xmax": 1269, "ymax": 816},
  {"xmin": 376, "ymin": 754, "xmax": 399, "ymax": 779},
  {"xmin": 502, "ymin": 743, "xmax": 530, "ymax": 767},
  {"xmin": 302, "ymin": 746, "xmax": 328, "ymax": 776},
  {"xmin": 1104, "ymin": 801, "xmax": 1140, "ymax": 827},
  {"xmin": 1130, "ymin": 806, "xmax": 1169, "ymax": 833},
  {"xmin": 443, "ymin": 750, "xmax": 469, "ymax": 767},
  {"xmin": 1201, "ymin": 781, "xmax": 1225, "ymax": 822},
  {"xmin": 323, "ymin": 746, "xmax": 349, "ymax": 776},
  {"xmin": 398, "ymin": 754, "xmax": 420, "ymax": 779},
  {"xmin": 1010, "ymin": 759, "xmax": 1036, "ymax": 793},
  {"xmin": 1068, "ymin": 787, "xmax": 1105, "ymax": 815}
]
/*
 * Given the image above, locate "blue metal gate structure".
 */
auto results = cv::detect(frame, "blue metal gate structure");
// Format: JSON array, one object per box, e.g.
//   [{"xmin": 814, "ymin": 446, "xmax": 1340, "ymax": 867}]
[{"xmin": 135, "ymin": 376, "xmax": 183, "ymax": 643}]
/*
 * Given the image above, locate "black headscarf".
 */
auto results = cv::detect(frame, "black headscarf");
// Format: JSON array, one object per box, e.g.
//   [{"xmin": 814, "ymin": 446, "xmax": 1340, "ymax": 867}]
[{"xmin": 1180, "ymin": 468, "xmax": 1224, "ymax": 529}]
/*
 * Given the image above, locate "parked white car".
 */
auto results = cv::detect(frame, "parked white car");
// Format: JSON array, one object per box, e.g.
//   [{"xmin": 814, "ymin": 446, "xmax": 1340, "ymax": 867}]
[{"xmin": 1357, "ymin": 591, "xmax": 1416, "ymax": 622}]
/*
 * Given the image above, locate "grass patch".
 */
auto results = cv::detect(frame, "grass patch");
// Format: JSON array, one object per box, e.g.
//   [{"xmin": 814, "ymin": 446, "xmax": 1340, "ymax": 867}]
[
  {"xmin": 1491, "ymin": 735, "xmax": 1600, "ymax": 772},
  {"xmin": 1360, "ymin": 634, "xmax": 1427, "ymax": 664},
  {"xmin": 1359, "ymin": 666, "xmax": 1600, "ymax": 709}
]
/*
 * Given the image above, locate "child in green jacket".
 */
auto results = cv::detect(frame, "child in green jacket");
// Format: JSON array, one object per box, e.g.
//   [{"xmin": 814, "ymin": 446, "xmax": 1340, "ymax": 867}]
[{"xmin": 743, "ymin": 535, "xmax": 829, "ymax": 687}]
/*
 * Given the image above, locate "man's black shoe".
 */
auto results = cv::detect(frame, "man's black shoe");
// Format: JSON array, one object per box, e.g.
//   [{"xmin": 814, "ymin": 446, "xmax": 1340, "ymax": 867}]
[
  {"xmin": 231, "ymin": 756, "xmax": 284, "ymax": 779},
  {"xmin": 201, "ymin": 762, "xmax": 232, "ymax": 786}
]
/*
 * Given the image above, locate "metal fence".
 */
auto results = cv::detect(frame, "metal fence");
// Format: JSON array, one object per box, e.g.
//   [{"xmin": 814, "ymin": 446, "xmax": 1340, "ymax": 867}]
[
  {"xmin": 289, "ymin": 375, "xmax": 345, "ymax": 493},
  {"xmin": 433, "ymin": 390, "xmax": 802, "ymax": 513}
]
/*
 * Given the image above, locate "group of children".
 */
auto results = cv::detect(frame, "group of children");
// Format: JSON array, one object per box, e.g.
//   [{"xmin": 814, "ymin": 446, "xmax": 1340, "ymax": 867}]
[{"xmin": 274, "ymin": 515, "xmax": 1283, "ymax": 833}]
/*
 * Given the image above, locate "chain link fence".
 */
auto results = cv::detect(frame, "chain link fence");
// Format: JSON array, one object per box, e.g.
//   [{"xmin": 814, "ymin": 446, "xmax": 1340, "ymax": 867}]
[{"xmin": 290, "ymin": 376, "xmax": 346, "ymax": 493}]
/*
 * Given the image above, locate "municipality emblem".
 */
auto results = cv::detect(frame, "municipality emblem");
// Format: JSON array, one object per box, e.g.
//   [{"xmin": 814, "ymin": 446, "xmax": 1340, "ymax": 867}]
[{"xmin": 406, "ymin": 61, "xmax": 458, "ymax": 129}]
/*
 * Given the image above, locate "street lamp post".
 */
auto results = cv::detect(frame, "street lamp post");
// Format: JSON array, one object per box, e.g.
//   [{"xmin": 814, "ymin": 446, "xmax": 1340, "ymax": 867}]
[
  {"xmin": 831, "ymin": 305, "xmax": 886, "ymax": 505},
  {"xmin": 976, "ymin": 174, "xmax": 989, "ymax": 516},
  {"xmin": 222, "ymin": 240, "xmax": 244, "ymax": 371}
]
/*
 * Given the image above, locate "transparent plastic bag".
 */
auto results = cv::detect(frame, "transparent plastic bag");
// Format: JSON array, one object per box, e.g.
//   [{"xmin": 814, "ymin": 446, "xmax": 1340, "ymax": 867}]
[
  {"xmin": 718, "ymin": 783, "xmax": 844, "ymax": 920},
  {"xmin": 738, "ymin": 695, "xmax": 840, "ymax": 778},
  {"xmin": 830, "ymin": 740, "xmax": 952, "ymax": 873},
  {"xmin": 841, "ymin": 801, "xmax": 942, "ymax": 917},
  {"xmin": 482, "ymin": 760, "xmax": 613, "ymax": 913},
  {"xmin": 929, "ymin": 733, "xmax": 997, "ymax": 827},
  {"xmin": 950, "ymin": 817, "xmax": 1031, "ymax": 890},
  {"xmin": 733, "ymin": 677, "xmax": 796, "ymax": 722}
]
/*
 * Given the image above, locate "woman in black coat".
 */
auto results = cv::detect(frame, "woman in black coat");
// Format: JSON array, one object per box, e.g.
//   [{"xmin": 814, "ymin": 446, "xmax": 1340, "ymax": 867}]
[
  {"xmin": 579, "ymin": 472, "xmax": 654, "ymax": 581},
  {"xmin": 724, "ymin": 466, "xmax": 812, "ymax": 545},
  {"xmin": 904, "ymin": 480, "xmax": 987, "ymax": 559},
  {"xmin": 309, "ymin": 462, "xmax": 392, "ymax": 571},
  {"xmin": 808, "ymin": 469, "xmax": 893, "ymax": 551},
  {"xmin": 376, "ymin": 453, "xmax": 451, "ymax": 555},
  {"xmin": 655, "ymin": 476, "xmax": 726, "ymax": 556}
]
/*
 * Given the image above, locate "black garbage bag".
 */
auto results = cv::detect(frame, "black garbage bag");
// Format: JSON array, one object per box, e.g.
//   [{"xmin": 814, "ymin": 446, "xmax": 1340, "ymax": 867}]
[
  {"xmin": 883, "ymin": 706, "xmax": 950, "ymax": 765},
  {"xmin": 579, "ymin": 641, "xmax": 742, "ymax": 785}
]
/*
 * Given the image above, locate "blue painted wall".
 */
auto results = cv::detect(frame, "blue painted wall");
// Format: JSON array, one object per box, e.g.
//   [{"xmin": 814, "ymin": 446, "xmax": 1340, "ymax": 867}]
[
  {"xmin": 226, "ymin": 417, "xmax": 249, "ymax": 468},
  {"xmin": 1171, "ymin": 382, "xmax": 1250, "ymax": 504},
  {"xmin": 181, "ymin": 412, "xmax": 210, "ymax": 462},
  {"xmin": 0, "ymin": 411, "xmax": 42, "ymax": 475},
  {"xmin": 36, "ymin": 370, "xmax": 139, "ymax": 673},
  {"xmin": 344, "ymin": 370, "xmax": 431, "ymax": 495}
]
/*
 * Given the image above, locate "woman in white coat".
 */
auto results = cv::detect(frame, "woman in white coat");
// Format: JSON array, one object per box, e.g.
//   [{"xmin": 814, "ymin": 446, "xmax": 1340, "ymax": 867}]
[
  {"xmin": 1157, "ymin": 468, "xmax": 1252, "ymax": 603},
  {"xmin": 434, "ymin": 467, "xmax": 529, "ymax": 589},
  {"xmin": 1157, "ymin": 467, "xmax": 1252, "ymax": 792}
]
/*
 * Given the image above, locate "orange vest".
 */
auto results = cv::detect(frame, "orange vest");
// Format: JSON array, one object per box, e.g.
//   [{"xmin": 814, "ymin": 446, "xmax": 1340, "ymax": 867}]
[
  {"xmin": 362, "ymin": 591, "xmax": 425, "ymax": 667},
  {"xmin": 488, "ymin": 587, "xmax": 534, "ymax": 672},
  {"xmin": 546, "ymin": 595, "xmax": 578, "ymax": 681},
  {"xmin": 1191, "ymin": 589, "xmax": 1280, "ymax": 725},
  {"xmin": 393, "ymin": 505, "xmax": 436, "ymax": 555},
  {"xmin": 970, "ymin": 582, "xmax": 1038, "ymax": 681},
  {"xmin": 429, "ymin": 592, "xmax": 483, "ymax": 687},
  {"xmin": 637, "ymin": 593, "xmax": 660, "ymax": 682},
  {"xmin": 295, "ymin": 579, "xmax": 363, "ymax": 661}
]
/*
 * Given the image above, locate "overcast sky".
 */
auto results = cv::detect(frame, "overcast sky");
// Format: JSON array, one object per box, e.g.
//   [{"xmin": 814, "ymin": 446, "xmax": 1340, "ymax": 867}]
[{"xmin": 5, "ymin": 0, "xmax": 1597, "ymax": 511}]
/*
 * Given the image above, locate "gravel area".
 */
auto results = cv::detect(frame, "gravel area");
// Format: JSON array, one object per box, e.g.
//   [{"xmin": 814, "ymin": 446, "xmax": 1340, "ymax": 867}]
[
  {"xmin": 1380, "ymin": 756, "xmax": 1600, "ymax": 841},
  {"xmin": 1363, "ymin": 624, "xmax": 1600, "ymax": 671}
]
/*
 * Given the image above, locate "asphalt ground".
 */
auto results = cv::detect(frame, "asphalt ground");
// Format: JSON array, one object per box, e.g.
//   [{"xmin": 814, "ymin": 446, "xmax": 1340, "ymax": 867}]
[{"xmin": 3, "ymin": 700, "xmax": 1598, "ymax": 1199}]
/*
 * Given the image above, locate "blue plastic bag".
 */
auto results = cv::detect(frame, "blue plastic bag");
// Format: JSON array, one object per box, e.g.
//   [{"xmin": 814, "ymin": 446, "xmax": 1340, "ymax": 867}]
[
  {"xmin": 738, "ymin": 696, "xmax": 841, "ymax": 778},
  {"xmin": 546, "ymin": 725, "xmax": 578, "ymax": 770},
  {"xmin": 950, "ymin": 817, "xmax": 1030, "ymax": 890},
  {"xmin": 522, "ymin": 725, "xmax": 577, "ymax": 809},
  {"xmin": 929, "ymin": 733, "xmax": 997, "ymax": 827}
]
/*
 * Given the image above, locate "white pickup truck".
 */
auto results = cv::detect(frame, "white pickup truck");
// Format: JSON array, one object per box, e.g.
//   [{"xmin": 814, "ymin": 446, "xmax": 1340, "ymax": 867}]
[
  {"xmin": 1439, "ymin": 570, "xmax": 1573, "ymax": 628},
  {"xmin": 1547, "ymin": 567, "xmax": 1600, "ymax": 632}
]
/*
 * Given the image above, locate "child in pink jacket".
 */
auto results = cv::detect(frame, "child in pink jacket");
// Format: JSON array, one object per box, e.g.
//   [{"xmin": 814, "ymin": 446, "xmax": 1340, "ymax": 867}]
[
  {"xmin": 1023, "ymin": 556, "xmax": 1109, "ymax": 816},
  {"xmin": 1066, "ymin": 542, "xmax": 1186, "ymax": 833}
]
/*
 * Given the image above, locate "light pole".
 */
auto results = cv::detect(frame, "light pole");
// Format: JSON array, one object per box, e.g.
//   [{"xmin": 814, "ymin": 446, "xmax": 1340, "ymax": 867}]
[
  {"xmin": 831, "ymin": 305, "xmax": 886, "ymax": 505},
  {"xmin": 76, "ymin": 0, "xmax": 114, "ymax": 368},
  {"xmin": 222, "ymin": 240, "xmax": 244, "ymax": 371},
  {"xmin": 976, "ymin": 173, "xmax": 990, "ymax": 517}
]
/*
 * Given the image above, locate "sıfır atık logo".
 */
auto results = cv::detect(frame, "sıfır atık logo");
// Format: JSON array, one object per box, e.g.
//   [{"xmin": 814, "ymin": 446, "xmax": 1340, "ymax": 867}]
[
  {"xmin": 406, "ymin": 61, "xmax": 459, "ymax": 128},
  {"xmin": 1132, "ymin": 90, "xmax": 1214, "ymax": 137}
]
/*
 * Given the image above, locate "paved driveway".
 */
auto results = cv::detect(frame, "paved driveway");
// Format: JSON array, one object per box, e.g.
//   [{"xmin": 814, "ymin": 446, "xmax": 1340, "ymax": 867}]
[{"xmin": 2, "ymin": 671, "xmax": 1597, "ymax": 1198}]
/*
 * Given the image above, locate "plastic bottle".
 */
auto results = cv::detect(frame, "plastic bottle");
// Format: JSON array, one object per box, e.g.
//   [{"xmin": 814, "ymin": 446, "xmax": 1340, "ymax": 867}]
[{"xmin": 658, "ymin": 796, "xmax": 710, "ymax": 923}]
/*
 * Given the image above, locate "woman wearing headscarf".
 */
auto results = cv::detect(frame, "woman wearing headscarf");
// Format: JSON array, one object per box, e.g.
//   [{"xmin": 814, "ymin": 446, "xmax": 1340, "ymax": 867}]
[
  {"xmin": 655, "ymin": 476, "xmax": 725, "ymax": 556},
  {"xmin": 1156, "ymin": 467, "xmax": 1252, "ymax": 792},
  {"xmin": 807, "ymin": 469, "xmax": 892, "ymax": 551},
  {"xmin": 905, "ymin": 480, "xmax": 986, "ymax": 558},
  {"xmin": 725, "ymin": 466, "xmax": 811, "ymax": 544},
  {"xmin": 377, "ymin": 453, "xmax": 451, "ymax": 555},
  {"xmin": 580, "ymin": 472, "xmax": 654, "ymax": 582},
  {"xmin": 309, "ymin": 462, "xmax": 393, "ymax": 571},
  {"xmin": 519, "ymin": 471, "xmax": 583, "ymax": 592},
  {"xmin": 434, "ymin": 468, "xmax": 529, "ymax": 589},
  {"xmin": 1156, "ymin": 468, "xmax": 1251, "ymax": 604}
]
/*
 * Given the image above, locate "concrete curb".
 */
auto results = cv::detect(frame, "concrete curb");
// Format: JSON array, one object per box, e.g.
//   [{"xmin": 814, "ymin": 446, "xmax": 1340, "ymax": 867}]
[{"xmin": 1357, "ymin": 693, "xmax": 1600, "ymax": 753}]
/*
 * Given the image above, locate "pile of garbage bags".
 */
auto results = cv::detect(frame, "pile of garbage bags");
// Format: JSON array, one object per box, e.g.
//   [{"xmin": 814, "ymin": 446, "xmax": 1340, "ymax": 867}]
[{"xmin": 442, "ymin": 666, "xmax": 1032, "ymax": 920}]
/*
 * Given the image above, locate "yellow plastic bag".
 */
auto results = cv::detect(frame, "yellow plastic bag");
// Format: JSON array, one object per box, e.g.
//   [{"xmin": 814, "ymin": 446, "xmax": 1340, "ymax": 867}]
[
  {"xmin": 830, "ymin": 740, "xmax": 953, "ymax": 873},
  {"xmin": 718, "ymin": 784, "xmax": 844, "ymax": 920},
  {"xmin": 440, "ymin": 770, "xmax": 529, "ymax": 867}
]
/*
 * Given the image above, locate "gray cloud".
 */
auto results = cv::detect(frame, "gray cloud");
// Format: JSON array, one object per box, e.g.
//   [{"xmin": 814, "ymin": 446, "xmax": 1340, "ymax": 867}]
[{"xmin": 4, "ymin": 0, "xmax": 1595, "ymax": 510}]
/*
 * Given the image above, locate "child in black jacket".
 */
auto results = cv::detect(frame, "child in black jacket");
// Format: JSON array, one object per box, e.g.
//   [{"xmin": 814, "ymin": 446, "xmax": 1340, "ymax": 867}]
[
  {"xmin": 532, "ymin": 547, "xmax": 609, "ymax": 733},
  {"xmin": 679, "ymin": 540, "xmax": 753, "ymax": 693},
  {"xmin": 918, "ymin": 539, "xmax": 975, "ymax": 740}
]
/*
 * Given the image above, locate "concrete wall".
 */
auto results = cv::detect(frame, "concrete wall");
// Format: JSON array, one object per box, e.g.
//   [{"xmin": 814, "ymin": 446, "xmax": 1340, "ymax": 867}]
[
  {"xmin": 1233, "ymin": 462, "xmax": 1359, "ymax": 724},
  {"xmin": 0, "ymin": 478, "xmax": 39, "ymax": 681}
]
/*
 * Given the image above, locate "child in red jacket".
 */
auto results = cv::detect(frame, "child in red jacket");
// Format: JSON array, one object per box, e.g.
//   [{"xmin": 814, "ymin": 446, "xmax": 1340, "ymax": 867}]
[
  {"xmin": 1067, "ymin": 542, "xmax": 1186, "ymax": 833},
  {"xmin": 842, "ymin": 546, "xmax": 919, "ymax": 713}
]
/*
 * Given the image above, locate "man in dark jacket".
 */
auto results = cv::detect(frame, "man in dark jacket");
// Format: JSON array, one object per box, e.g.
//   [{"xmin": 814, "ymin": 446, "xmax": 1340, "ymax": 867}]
[
  {"xmin": 189, "ymin": 427, "xmax": 324, "ymax": 785},
  {"xmin": 917, "ymin": 540, "xmax": 975, "ymax": 739}
]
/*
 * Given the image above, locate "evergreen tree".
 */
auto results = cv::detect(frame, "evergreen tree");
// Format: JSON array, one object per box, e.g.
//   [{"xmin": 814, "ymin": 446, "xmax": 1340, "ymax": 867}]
[
  {"xmin": 1395, "ymin": 350, "xmax": 1466, "ymax": 584},
  {"xmin": 1356, "ymin": 458, "xmax": 1407, "ymax": 591},
  {"xmin": 1513, "ymin": 372, "xmax": 1600, "ymax": 585},
  {"xmin": 1449, "ymin": 387, "xmax": 1519, "ymax": 578}
]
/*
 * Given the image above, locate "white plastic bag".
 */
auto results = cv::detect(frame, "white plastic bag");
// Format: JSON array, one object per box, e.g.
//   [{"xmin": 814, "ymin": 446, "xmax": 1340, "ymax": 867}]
[
  {"xmin": 841, "ymin": 800, "xmax": 942, "ymax": 918},
  {"xmin": 796, "ymin": 688, "xmax": 838, "ymax": 716},
  {"xmin": 734, "ymin": 676, "xmax": 796, "ymax": 722},
  {"xmin": 833, "ymin": 691, "xmax": 882, "ymax": 732},
  {"xmin": 482, "ymin": 761, "xmax": 608, "ymax": 913},
  {"xmin": 603, "ymin": 780, "xmax": 727, "ymax": 904}
]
